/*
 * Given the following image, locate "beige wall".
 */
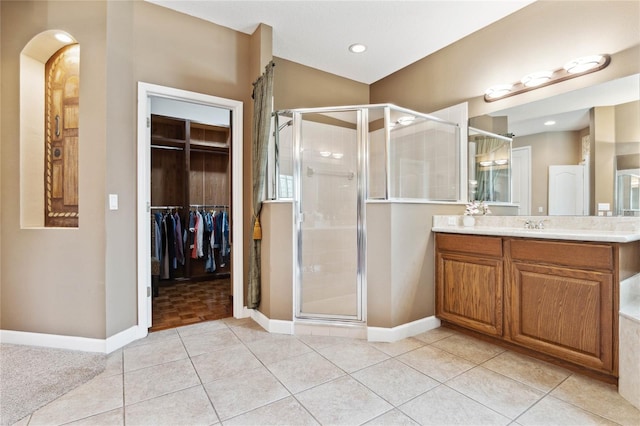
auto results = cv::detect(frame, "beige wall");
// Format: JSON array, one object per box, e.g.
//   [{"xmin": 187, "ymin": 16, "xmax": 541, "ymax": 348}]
[
  {"xmin": 1, "ymin": 0, "xmax": 255, "ymax": 338},
  {"xmin": 260, "ymin": 202, "xmax": 294, "ymax": 321},
  {"xmin": 371, "ymin": 1, "xmax": 640, "ymax": 119},
  {"xmin": 273, "ymin": 57, "xmax": 369, "ymax": 110}
]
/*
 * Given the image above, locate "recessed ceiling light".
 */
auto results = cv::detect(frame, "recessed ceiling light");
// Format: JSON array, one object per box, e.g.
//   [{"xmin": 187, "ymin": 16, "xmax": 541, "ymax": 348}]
[
  {"xmin": 348, "ymin": 43, "xmax": 367, "ymax": 54},
  {"xmin": 544, "ymin": 120, "xmax": 556, "ymax": 126},
  {"xmin": 319, "ymin": 151, "xmax": 332, "ymax": 157},
  {"xmin": 55, "ymin": 32, "xmax": 73, "ymax": 43},
  {"xmin": 564, "ymin": 55, "xmax": 604, "ymax": 74},
  {"xmin": 521, "ymin": 71, "xmax": 553, "ymax": 87},
  {"xmin": 331, "ymin": 152, "xmax": 344, "ymax": 159}
]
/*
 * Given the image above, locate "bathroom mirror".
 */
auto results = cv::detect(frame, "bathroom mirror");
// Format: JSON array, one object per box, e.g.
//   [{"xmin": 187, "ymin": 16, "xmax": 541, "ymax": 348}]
[{"xmin": 470, "ymin": 73, "xmax": 640, "ymax": 216}]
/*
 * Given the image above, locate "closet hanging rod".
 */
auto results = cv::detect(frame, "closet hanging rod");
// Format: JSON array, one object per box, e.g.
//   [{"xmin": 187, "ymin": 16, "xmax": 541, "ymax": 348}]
[
  {"xmin": 190, "ymin": 204, "xmax": 229, "ymax": 209},
  {"xmin": 150, "ymin": 205, "xmax": 183, "ymax": 210}
]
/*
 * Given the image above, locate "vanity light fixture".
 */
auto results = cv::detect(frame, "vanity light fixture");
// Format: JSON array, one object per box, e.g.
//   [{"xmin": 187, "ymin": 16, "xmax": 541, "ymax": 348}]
[
  {"xmin": 397, "ymin": 116, "xmax": 416, "ymax": 125},
  {"xmin": 485, "ymin": 84, "xmax": 513, "ymax": 100},
  {"xmin": 521, "ymin": 71, "xmax": 553, "ymax": 87},
  {"xmin": 484, "ymin": 54, "xmax": 610, "ymax": 102},
  {"xmin": 348, "ymin": 43, "xmax": 367, "ymax": 53},
  {"xmin": 55, "ymin": 32, "xmax": 73, "ymax": 43}
]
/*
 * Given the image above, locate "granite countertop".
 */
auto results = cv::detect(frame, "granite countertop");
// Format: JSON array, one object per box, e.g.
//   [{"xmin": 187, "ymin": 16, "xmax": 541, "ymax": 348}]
[{"xmin": 432, "ymin": 215, "xmax": 640, "ymax": 243}]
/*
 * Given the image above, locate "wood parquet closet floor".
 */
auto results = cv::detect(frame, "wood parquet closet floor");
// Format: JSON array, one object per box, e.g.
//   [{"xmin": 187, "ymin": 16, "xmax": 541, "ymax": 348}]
[{"xmin": 150, "ymin": 278, "xmax": 232, "ymax": 332}]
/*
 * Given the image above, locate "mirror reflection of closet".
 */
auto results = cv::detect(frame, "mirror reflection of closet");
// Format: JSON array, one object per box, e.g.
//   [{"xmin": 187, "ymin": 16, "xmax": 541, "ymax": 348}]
[{"xmin": 616, "ymin": 154, "xmax": 640, "ymax": 216}]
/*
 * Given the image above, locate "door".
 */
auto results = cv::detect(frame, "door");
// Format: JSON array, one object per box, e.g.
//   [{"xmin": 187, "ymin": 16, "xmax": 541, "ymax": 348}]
[
  {"xmin": 295, "ymin": 110, "xmax": 364, "ymax": 321},
  {"xmin": 549, "ymin": 165, "xmax": 587, "ymax": 215},
  {"xmin": 511, "ymin": 147, "xmax": 531, "ymax": 215}
]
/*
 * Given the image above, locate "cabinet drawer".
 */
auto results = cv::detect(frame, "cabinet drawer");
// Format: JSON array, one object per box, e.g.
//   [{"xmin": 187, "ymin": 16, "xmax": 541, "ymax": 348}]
[
  {"xmin": 436, "ymin": 233, "xmax": 502, "ymax": 257},
  {"xmin": 509, "ymin": 239, "xmax": 613, "ymax": 271}
]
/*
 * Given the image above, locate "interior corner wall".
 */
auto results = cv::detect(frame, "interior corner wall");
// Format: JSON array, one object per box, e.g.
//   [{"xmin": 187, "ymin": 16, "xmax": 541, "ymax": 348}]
[
  {"xmin": 1, "ymin": 0, "xmax": 108, "ymax": 339},
  {"xmin": 370, "ymin": 1, "xmax": 640, "ymax": 118},
  {"xmin": 1, "ymin": 0, "xmax": 255, "ymax": 342},
  {"xmin": 273, "ymin": 57, "xmax": 369, "ymax": 111}
]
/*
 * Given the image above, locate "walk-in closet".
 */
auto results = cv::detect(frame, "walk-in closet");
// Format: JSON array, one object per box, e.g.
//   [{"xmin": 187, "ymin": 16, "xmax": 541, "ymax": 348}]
[{"xmin": 150, "ymin": 112, "xmax": 232, "ymax": 331}]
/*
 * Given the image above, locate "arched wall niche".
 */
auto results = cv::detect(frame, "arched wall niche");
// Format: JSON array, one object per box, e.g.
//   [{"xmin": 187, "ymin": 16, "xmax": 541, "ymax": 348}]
[{"xmin": 20, "ymin": 30, "xmax": 79, "ymax": 228}]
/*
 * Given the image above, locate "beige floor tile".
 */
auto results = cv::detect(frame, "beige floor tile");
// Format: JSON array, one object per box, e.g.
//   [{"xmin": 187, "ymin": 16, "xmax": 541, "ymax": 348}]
[
  {"xmin": 551, "ymin": 374, "xmax": 640, "ymax": 425},
  {"xmin": 125, "ymin": 386, "xmax": 219, "ymax": 426},
  {"xmin": 191, "ymin": 343, "xmax": 261, "ymax": 384},
  {"xmin": 99, "ymin": 349, "xmax": 123, "ymax": 378},
  {"xmin": 124, "ymin": 358, "xmax": 200, "ymax": 405},
  {"xmin": 204, "ymin": 366, "xmax": 289, "ymax": 421},
  {"xmin": 482, "ymin": 351, "xmax": 571, "ymax": 392},
  {"xmin": 399, "ymin": 385, "xmax": 510, "ymax": 426},
  {"xmin": 229, "ymin": 323, "xmax": 271, "ymax": 343},
  {"xmin": 267, "ymin": 351, "xmax": 345, "ymax": 394},
  {"xmin": 176, "ymin": 318, "xmax": 229, "ymax": 337},
  {"xmin": 245, "ymin": 334, "xmax": 313, "ymax": 365},
  {"xmin": 224, "ymin": 396, "xmax": 319, "ymax": 426},
  {"xmin": 180, "ymin": 327, "xmax": 240, "ymax": 357},
  {"xmin": 368, "ymin": 337, "xmax": 425, "ymax": 357},
  {"xmin": 397, "ymin": 345, "xmax": 475, "ymax": 382},
  {"xmin": 125, "ymin": 328, "xmax": 179, "ymax": 348},
  {"xmin": 28, "ymin": 374, "xmax": 123, "ymax": 426},
  {"xmin": 447, "ymin": 366, "xmax": 545, "ymax": 419},
  {"xmin": 66, "ymin": 408, "xmax": 123, "ymax": 425},
  {"xmin": 432, "ymin": 333, "xmax": 505, "ymax": 363},
  {"xmin": 296, "ymin": 376, "xmax": 393, "ymax": 425},
  {"xmin": 364, "ymin": 409, "xmax": 420, "ymax": 425},
  {"xmin": 296, "ymin": 334, "xmax": 353, "ymax": 350},
  {"xmin": 221, "ymin": 317, "xmax": 255, "ymax": 327},
  {"xmin": 413, "ymin": 327, "xmax": 455, "ymax": 344},
  {"xmin": 123, "ymin": 337, "xmax": 187, "ymax": 372},
  {"xmin": 315, "ymin": 341, "xmax": 389, "ymax": 373},
  {"xmin": 352, "ymin": 358, "xmax": 439, "ymax": 406},
  {"xmin": 517, "ymin": 395, "xmax": 618, "ymax": 425}
]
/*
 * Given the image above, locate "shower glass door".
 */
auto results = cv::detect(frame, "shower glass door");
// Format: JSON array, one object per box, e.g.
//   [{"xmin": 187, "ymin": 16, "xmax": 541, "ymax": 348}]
[{"xmin": 295, "ymin": 109, "xmax": 364, "ymax": 321}]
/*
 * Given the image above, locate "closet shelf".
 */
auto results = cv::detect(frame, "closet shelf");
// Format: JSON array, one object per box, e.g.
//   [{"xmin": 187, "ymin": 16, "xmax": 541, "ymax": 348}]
[{"xmin": 151, "ymin": 137, "xmax": 186, "ymax": 148}]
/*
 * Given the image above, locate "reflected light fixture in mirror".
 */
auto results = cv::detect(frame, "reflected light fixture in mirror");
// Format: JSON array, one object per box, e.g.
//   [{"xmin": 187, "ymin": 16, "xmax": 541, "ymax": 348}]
[{"xmin": 485, "ymin": 54, "xmax": 610, "ymax": 102}]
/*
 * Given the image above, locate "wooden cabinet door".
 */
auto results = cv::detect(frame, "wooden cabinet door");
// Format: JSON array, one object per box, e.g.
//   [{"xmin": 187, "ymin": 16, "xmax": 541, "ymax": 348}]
[
  {"xmin": 45, "ymin": 44, "xmax": 79, "ymax": 227},
  {"xmin": 436, "ymin": 245, "xmax": 504, "ymax": 336},
  {"xmin": 507, "ymin": 261, "xmax": 614, "ymax": 373}
]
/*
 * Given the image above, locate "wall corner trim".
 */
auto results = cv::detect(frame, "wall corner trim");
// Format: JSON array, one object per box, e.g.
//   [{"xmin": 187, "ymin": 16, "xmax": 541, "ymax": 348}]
[
  {"xmin": 367, "ymin": 316, "xmax": 441, "ymax": 342},
  {"xmin": 251, "ymin": 309, "xmax": 294, "ymax": 335},
  {"xmin": 0, "ymin": 326, "xmax": 142, "ymax": 354}
]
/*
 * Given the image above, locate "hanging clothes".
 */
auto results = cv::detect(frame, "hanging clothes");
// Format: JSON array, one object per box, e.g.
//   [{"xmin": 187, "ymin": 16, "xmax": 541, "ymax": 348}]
[{"xmin": 174, "ymin": 212, "xmax": 184, "ymax": 266}]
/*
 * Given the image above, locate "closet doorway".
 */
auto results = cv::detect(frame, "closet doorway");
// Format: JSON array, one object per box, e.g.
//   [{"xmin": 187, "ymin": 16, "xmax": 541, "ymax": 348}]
[{"xmin": 137, "ymin": 83, "xmax": 244, "ymax": 334}]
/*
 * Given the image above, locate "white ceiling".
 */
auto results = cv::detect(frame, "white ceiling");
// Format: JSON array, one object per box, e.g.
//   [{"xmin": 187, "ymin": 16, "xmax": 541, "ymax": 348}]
[{"xmin": 147, "ymin": 0, "xmax": 535, "ymax": 84}]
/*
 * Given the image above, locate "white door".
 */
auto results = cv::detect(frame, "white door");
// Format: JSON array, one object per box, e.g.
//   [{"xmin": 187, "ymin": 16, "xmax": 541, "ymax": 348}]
[
  {"xmin": 549, "ymin": 165, "xmax": 587, "ymax": 215},
  {"xmin": 137, "ymin": 82, "xmax": 245, "ymax": 335},
  {"xmin": 512, "ymin": 147, "xmax": 531, "ymax": 215}
]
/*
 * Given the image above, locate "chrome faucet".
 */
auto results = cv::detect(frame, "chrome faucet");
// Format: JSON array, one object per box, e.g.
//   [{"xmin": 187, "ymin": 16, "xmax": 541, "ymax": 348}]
[{"xmin": 524, "ymin": 219, "xmax": 546, "ymax": 229}]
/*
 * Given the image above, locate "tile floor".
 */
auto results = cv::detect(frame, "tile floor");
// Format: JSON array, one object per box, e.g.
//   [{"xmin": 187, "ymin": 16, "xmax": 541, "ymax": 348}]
[{"xmin": 15, "ymin": 319, "xmax": 640, "ymax": 426}]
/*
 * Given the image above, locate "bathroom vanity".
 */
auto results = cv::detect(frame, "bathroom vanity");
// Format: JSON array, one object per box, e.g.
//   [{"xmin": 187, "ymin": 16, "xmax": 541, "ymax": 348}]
[{"xmin": 433, "ymin": 216, "xmax": 640, "ymax": 384}]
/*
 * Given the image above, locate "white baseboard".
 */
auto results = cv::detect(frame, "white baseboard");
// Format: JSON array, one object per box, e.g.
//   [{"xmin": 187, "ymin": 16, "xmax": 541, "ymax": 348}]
[
  {"xmin": 0, "ymin": 325, "xmax": 142, "ymax": 354},
  {"xmin": 251, "ymin": 309, "xmax": 294, "ymax": 335},
  {"xmin": 367, "ymin": 316, "xmax": 441, "ymax": 342}
]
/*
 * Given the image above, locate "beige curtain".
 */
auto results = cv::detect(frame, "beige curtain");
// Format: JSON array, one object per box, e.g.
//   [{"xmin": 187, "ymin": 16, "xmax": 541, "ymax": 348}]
[
  {"xmin": 248, "ymin": 61, "xmax": 275, "ymax": 309},
  {"xmin": 475, "ymin": 137, "xmax": 506, "ymax": 201}
]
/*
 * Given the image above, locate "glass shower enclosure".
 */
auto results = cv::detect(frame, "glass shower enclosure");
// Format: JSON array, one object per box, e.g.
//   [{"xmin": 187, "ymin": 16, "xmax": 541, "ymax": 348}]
[{"xmin": 270, "ymin": 104, "xmax": 460, "ymax": 322}]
